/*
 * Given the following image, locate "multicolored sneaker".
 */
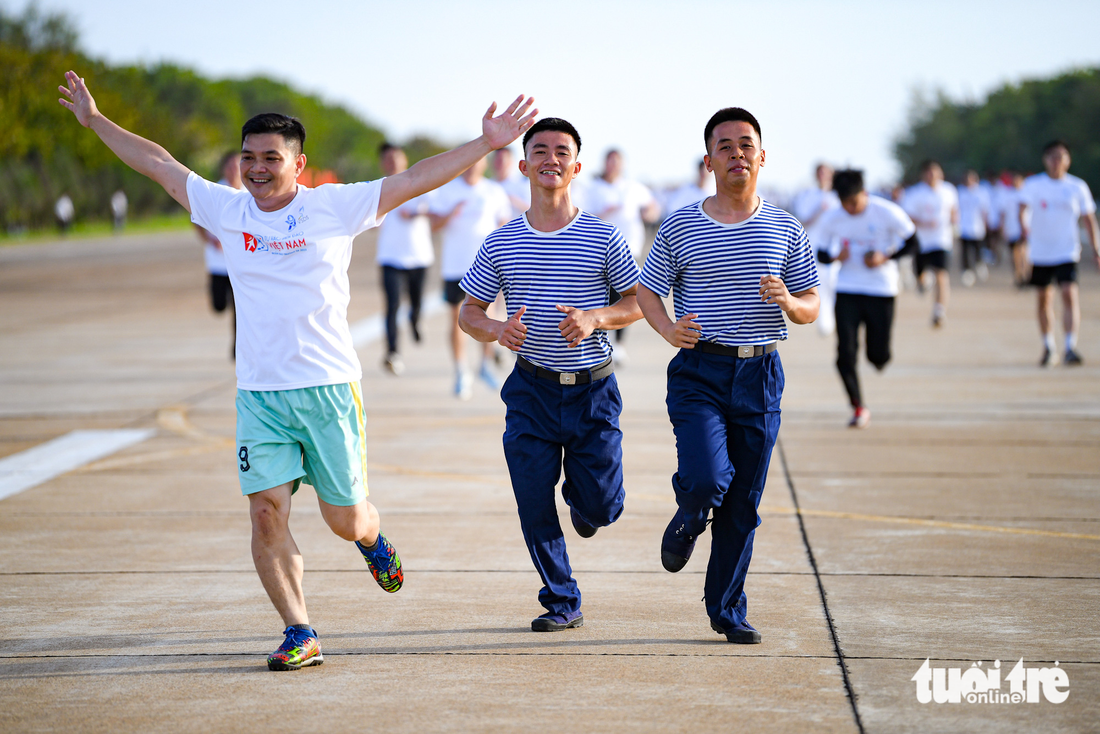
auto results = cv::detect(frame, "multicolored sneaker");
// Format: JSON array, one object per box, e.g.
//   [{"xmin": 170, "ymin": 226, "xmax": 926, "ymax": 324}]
[
  {"xmin": 267, "ymin": 625, "xmax": 323, "ymax": 671},
  {"xmin": 356, "ymin": 533, "xmax": 403, "ymax": 593}
]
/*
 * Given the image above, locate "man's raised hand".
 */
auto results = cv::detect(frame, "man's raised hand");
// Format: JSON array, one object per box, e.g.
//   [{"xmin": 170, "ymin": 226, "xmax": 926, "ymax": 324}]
[
  {"xmin": 58, "ymin": 71, "xmax": 98, "ymax": 128},
  {"xmin": 498, "ymin": 305, "xmax": 528, "ymax": 352},
  {"xmin": 482, "ymin": 95, "xmax": 537, "ymax": 151}
]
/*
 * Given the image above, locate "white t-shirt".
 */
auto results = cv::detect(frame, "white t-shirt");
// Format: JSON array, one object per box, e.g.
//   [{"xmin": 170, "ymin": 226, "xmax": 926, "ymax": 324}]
[
  {"xmin": 1021, "ymin": 173, "xmax": 1097, "ymax": 266},
  {"xmin": 817, "ymin": 197, "xmax": 916, "ymax": 298},
  {"xmin": 498, "ymin": 173, "xmax": 532, "ymax": 220},
  {"xmin": 791, "ymin": 186, "xmax": 841, "ymax": 250},
  {"xmin": 902, "ymin": 181, "xmax": 957, "ymax": 252},
  {"xmin": 956, "ymin": 183, "xmax": 989, "ymax": 240},
  {"xmin": 430, "ymin": 178, "xmax": 511, "ymax": 280},
  {"xmin": 582, "ymin": 177, "xmax": 657, "ymax": 258},
  {"xmin": 187, "ymin": 172, "xmax": 385, "ymax": 391},
  {"xmin": 999, "ymin": 186, "xmax": 1026, "ymax": 243},
  {"xmin": 665, "ymin": 183, "xmax": 713, "ymax": 217},
  {"xmin": 375, "ymin": 192, "xmax": 434, "ymax": 269}
]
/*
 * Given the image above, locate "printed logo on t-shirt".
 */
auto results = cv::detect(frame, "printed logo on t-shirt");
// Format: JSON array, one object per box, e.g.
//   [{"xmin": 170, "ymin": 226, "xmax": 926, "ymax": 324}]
[{"xmin": 242, "ymin": 231, "xmax": 308, "ymax": 256}]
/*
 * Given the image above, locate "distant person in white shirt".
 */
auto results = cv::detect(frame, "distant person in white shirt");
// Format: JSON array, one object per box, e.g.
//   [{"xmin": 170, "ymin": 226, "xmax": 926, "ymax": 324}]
[
  {"xmin": 375, "ymin": 142, "xmax": 434, "ymax": 376},
  {"xmin": 902, "ymin": 160, "xmax": 958, "ymax": 327},
  {"xmin": 110, "ymin": 189, "xmax": 128, "ymax": 230},
  {"xmin": 430, "ymin": 156, "xmax": 513, "ymax": 398},
  {"xmin": 792, "ymin": 163, "xmax": 841, "ymax": 335},
  {"xmin": 1000, "ymin": 171, "xmax": 1029, "ymax": 287},
  {"xmin": 665, "ymin": 159, "xmax": 715, "ymax": 214},
  {"xmin": 491, "ymin": 146, "xmax": 531, "ymax": 220},
  {"xmin": 1019, "ymin": 140, "xmax": 1100, "ymax": 366},
  {"xmin": 583, "ymin": 149, "xmax": 660, "ymax": 362},
  {"xmin": 957, "ymin": 170, "xmax": 990, "ymax": 287},
  {"xmin": 193, "ymin": 151, "xmax": 242, "ymax": 359}
]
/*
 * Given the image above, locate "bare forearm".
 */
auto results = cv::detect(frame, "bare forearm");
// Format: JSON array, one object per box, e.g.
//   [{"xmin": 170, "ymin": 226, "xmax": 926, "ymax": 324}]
[
  {"xmin": 590, "ymin": 295, "xmax": 642, "ymax": 331},
  {"xmin": 89, "ymin": 114, "xmax": 190, "ymax": 210},
  {"xmin": 381, "ymin": 138, "xmax": 492, "ymax": 216},
  {"xmin": 784, "ymin": 290, "xmax": 820, "ymax": 325},
  {"xmin": 637, "ymin": 286, "xmax": 675, "ymax": 336},
  {"xmin": 459, "ymin": 302, "xmax": 503, "ymax": 343}
]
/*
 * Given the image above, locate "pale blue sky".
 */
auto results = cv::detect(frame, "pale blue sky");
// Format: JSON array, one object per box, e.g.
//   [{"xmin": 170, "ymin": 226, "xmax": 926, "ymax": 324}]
[{"xmin": 18, "ymin": 0, "xmax": 1100, "ymax": 193}]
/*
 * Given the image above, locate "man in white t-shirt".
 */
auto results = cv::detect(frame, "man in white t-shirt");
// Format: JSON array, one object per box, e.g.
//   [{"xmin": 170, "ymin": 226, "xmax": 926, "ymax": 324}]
[
  {"xmin": 999, "ymin": 171, "xmax": 1029, "ymax": 287},
  {"xmin": 375, "ymin": 142, "xmax": 434, "ymax": 376},
  {"xmin": 1019, "ymin": 140, "xmax": 1100, "ymax": 366},
  {"xmin": 491, "ymin": 146, "xmax": 531, "ymax": 220},
  {"xmin": 194, "ymin": 151, "xmax": 242, "ymax": 359},
  {"xmin": 902, "ymin": 160, "xmax": 958, "ymax": 327},
  {"xmin": 791, "ymin": 163, "xmax": 841, "ymax": 335},
  {"xmin": 582, "ymin": 149, "xmax": 660, "ymax": 362},
  {"xmin": 816, "ymin": 170, "xmax": 919, "ymax": 428},
  {"xmin": 665, "ymin": 159, "xmax": 715, "ymax": 215},
  {"xmin": 957, "ymin": 170, "xmax": 990, "ymax": 286},
  {"xmin": 429, "ymin": 156, "xmax": 513, "ymax": 398},
  {"xmin": 59, "ymin": 70, "xmax": 536, "ymax": 670}
]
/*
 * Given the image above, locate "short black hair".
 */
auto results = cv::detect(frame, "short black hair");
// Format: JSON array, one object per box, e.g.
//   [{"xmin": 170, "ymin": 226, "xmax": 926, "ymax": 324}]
[
  {"xmin": 522, "ymin": 117, "xmax": 582, "ymax": 156},
  {"xmin": 218, "ymin": 150, "xmax": 239, "ymax": 169},
  {"xmin": 378, "ymin": 140, "xmax": 400, "ymax": 156},
  {"xmin": 704, "ymin": 108, "xmax": 761, "ymax": 152},
  {"xmin": 241, "ymin": 113, "xmax": 306, "ymax": 157},
  {"xmin": 919, "ymin": 159, "xmax": 940, "ymax": 174},
  {"xmin": 1042, "ymin": 139, "xmax": 1070, "ymax": 155},
  {"xmin": 832, "ymin": 169, "xmax": 864, "ymax": 201}
]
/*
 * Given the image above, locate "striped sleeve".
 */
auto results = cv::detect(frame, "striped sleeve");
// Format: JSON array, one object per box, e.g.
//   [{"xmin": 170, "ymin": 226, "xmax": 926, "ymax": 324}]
[
  {"xmin": 781, "ymin": 225, "xmax": 820, "ymax": 294},
  {"xmin": 606, "ymin": 227, "xmax": 642, "ymax": 293},
  {"xmin": 639, "ymin": 227, "xmax": 675, "ymax": 296},
  {"xmin": 459, "ymin": 243, "xmax": 501, "ymax": 303}
]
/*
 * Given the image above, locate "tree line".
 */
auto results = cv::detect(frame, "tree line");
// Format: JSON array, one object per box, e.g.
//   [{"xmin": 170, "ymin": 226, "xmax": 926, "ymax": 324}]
[
  {"xmin": 895, "ymin": 67, "xmax": 1100, "ymax": 191},
  {"xmin": 0, "ymin": 5, "xmax": 446, "ymax": 232}
]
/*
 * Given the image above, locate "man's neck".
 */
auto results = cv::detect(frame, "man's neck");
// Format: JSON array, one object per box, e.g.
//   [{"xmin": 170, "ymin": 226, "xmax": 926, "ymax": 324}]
[
  {"xmin": 705, "ymin": 181, "xmax": 759, "ymax": 224},
  {"xmin": 527, "ymin": 186, "xmax": 577, "ymax": 232}
]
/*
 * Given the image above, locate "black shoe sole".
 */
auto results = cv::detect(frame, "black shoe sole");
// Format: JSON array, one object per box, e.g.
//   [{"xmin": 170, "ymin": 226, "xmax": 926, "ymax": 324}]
[
  {"xmin": 267, "ymin": 654, "xmax": 324, "ymax": 671},
  {"xmin": 531, "ymin": 615, "xmax": 584, "ymax": 632},
  {"xmin": 662, "ymin": 550, "xmax": 689, "ymax": 573},
  {"xmin": 571, "ymin": 512, "xmax": 598, "ymax": 538},
  {"xmin": 711, "ymin": 620, "xmax": 761, "ymax": 644}
]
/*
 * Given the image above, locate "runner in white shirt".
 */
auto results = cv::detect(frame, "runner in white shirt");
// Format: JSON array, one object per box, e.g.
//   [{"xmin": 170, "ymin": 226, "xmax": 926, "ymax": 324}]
[
  {"xmin": 999, "ymin": 171, "xmax": 1029, "ymax": 287},
  {"xmin": 816, "ymin": 170, "xmax": 919, "ymax": 428},
  {"xmin": 582, "ymin": 149, "xmax": 661, "ymax": 363},
  {"xmin": 957, "ymin": 170, "xmax": 990, "ymax": 286},
  {"xmin": 902, "ymin": 161, "xmax": 958, "ymax": 327},
  {"xmin": 491, "ymin": 146, "xmax": 532, "ymax": 219},
  {"xmin": 430, "ymin": 157, "xmax": 513, "ymax": 397},
  {"xmin": 58, "ymin": 70, "xmax": 536, "ymax": 670},
  {"xmin": 791, "ymin": 163, "xmax": 841, "ymax": 335},
  {"xmin": 665, "ymin": 158, "xmax": 715, "ymax": 214},
  {"xmin": 1019, "ymin": 140, "xmax": 1100, "ymax": 366},
  {"xmin": 193, "ymin": 151, "xmax": 242, "ymax": 360},
  {"xmin": 375, "ymin": 142, "xmax": 435, "ymax": 376}
]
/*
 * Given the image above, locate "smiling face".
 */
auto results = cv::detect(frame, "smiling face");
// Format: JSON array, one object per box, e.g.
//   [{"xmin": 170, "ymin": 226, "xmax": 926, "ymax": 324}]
[
  {"xmin": 240, "ymin": 133, "xmax": 306, "ymax": 211},
  {"xmin": 704, "ymin": 121, "xmax": 765, "ymax": 191},
  {"xmin": 520, "ymin": 130, "xmax": 581, "ymax": 191}
]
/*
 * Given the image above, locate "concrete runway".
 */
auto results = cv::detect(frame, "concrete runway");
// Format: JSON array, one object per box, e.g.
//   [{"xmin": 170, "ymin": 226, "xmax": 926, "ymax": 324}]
[{"xmin": 1, "ymin": 228, "xmax": 1098, "ymax": 733}]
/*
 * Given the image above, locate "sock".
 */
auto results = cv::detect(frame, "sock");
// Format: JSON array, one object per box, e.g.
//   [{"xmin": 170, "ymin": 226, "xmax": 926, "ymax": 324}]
[
  {"xmin": 358, "ymin": 537, "xmax": 380, "ymax": 553},
  {"xmin": 1043, "ymin": 333, "xmax": 1056, "ymax": 351},
  {"xmin": 1065, "ymin": 332, "xmax": 1078, "ymax": 351},
  {"xmin": 290, "ymin": 623, "xmax": 313, "ymax": 633},
  {"xmin": 932, "ymin": 303, "xmax": 946, "ymax": 319}
]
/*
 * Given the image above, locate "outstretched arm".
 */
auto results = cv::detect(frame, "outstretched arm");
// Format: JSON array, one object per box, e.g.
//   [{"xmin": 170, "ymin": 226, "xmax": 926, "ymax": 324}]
[
  {"xmin": 378, "ymin": 95, "xmax": 537, "ymax": 218},
  {"xmin": 58, "ymin": 71, "xmax": 191, "ymax": 212}
]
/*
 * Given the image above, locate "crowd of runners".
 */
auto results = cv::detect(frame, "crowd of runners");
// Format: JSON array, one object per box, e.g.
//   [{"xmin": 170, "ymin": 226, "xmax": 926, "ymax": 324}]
[{"xmin": 58, "ymin": 68, "xmax": 1096, "ymax": 672}]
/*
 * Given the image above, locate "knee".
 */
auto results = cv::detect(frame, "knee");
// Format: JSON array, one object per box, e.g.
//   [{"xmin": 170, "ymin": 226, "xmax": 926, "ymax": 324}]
[{"xmin": 250, "ymin": 498, "xmax": 289, "ymax": 542}]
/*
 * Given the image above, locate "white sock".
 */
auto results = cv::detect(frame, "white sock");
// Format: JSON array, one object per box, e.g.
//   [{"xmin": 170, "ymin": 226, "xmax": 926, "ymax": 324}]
[
  {"xmin": 1065, "ymin": 332, "xmax": 1078, "ymax": 351},
  {"xmin": 1043, "ymin": 333, "xmax": 1056, "ymax": 351},
  {"xmin": 933, "ymin": 303, "xmax": 946, "ymax": 318}
]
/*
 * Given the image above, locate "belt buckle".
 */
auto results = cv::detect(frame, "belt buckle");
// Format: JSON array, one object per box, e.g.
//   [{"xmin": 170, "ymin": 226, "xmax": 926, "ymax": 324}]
[
  {"xmin": 737, "ymin": 346, "xmax": 754, "ymax": 358},
  {"xmin": 559, "ymin": 372, "xmax": 576, "ymax": 385}
]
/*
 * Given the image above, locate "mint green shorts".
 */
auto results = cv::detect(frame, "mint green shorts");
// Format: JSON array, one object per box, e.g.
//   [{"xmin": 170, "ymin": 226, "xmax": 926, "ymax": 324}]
[{"xmin": 235, "ymin": 382, "xmax": 368, "ymax": 506}]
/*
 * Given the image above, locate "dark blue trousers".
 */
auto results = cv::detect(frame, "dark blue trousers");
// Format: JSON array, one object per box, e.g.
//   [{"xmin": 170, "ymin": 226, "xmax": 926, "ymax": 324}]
[
  {"xmin": 500, "ymin": 364, "xmax": 626, "ymax": 615},
  {"xmin": 665, "ymin": 348, "xmax": 784, "ymax": 629}
]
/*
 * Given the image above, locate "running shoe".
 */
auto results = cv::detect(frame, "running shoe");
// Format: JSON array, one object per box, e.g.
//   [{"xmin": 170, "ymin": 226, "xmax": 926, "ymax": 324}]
[
  {"xmin": 711, "ymin": 618, "xmax": 762, "ymax": 644},
  {"xmin": 661, "ymin": 507, "xmax": 702, "ymax": 573},
  {"xmin": 478, "ymin": 362, "xmax": 500, "ymax": 389},
  {"xmin": 454, "ymin": 371, "xmax": 473, "ymax": 401},
  {"xmin": 570, "ymin": 506, "xmax": 597, "ymax": 538},
  {"xmin": 848, "ymin": 406, "xmax": 871, "ymax": 429},
  {"xmin": 1064, "ymin": 349, "xmax": 1083, "ymax": 366},
  {"xmin": 1040, "ymin": 348, "xmax": 1053, "ymax": 367},
  {"xmin": 356, "ymin": 532, "xmax": 404, "ymax": 593},
  {"xmin": 383, "ymin": 352, "xmax": 405, "ymax": 376},
  {"xmin": 267, "ymin": 625, "xmax": 323, "ymax": 671},
  {"xmin": 531, "ymin": 610, "xmax": 584, "ymax": 632}
]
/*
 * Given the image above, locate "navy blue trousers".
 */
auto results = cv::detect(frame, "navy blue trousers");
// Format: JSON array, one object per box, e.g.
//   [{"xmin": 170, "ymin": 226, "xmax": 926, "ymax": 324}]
[
  {"xmin": 665, "ymin": 348, "xmax": 784, "ymax": 629},
  {"xmin": 501, "ymin": 364, "xmax": 626, "ymax": 615}
]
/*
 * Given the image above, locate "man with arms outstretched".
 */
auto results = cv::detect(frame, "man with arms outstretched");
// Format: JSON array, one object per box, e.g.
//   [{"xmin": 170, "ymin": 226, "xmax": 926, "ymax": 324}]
[
  {"xmin": 59, "ymin": 70, "xmax": 535, "ymax": 669},
  {"xmin": 459, "ymin": 118, "xmax": 642, "ymax": 631},
  {"xmin": 637, "ymin": 108, "xmax": 819, "ymax": 644}
]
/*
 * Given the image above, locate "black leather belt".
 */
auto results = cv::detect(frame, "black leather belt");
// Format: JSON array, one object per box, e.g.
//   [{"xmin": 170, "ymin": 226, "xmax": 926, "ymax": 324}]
[
  {"xmin": 517, "ymin": 356, "xmax": 614, "ymax": 385},
  {"xmin": 693, "ymin": 341, "xmax": 778, "ymax": 358}
]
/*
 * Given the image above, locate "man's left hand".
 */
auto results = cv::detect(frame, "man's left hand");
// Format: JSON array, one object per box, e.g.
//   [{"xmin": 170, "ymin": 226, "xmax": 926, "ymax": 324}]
[
  {"xmin": 759, "ymin": 275, "xmax": 794, "ymax": 312},
  {"xmin": 557, "ymin": 305, "xmax": 598, "ymax": 348}
]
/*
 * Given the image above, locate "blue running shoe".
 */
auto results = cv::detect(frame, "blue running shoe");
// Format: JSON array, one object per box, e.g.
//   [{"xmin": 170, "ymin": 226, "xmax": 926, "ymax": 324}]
[
  {"xmin": 267, "ymin": 625, "xmax": 323, "ymax": 671},
  {"xmin": 711, "ymin": 618, "xmax": 762, "ymax": 644},
  {"xmin": 356, "ymin": 532, "xmax": 404, "ymax": 593},
  {"xmin": 531, "ymin": 610, "xmax": 584, "ymax": 632},
  {"xmin": 661, "ymin": 507, "xmax": 703, "ymax": 572}
]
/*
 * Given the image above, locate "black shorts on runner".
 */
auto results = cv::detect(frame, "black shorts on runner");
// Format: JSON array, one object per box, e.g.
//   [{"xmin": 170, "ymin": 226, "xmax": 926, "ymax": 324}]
[
  {"xmin": 916, "ymin": 249, "xmax": 950, "ymax": 273},
  {"xmin": 210, "ymin": 274, "xmax": 233, "ymax": 313},
  {"xmin": 444, "ymin": 279, "xmax": 466, "ymax": 306},
  {"xmin": 1008, "ymin": 239, "xmax": 1026, "ymax": 250},
  {"xmin": 1030, "ymin": 262, "xmax": 1078, "ymax": 287}
]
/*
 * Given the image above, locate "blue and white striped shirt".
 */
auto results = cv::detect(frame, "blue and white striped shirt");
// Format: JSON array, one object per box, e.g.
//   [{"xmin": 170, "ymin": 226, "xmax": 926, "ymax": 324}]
[
  {"xmin": 460, "ymin": 210, "xmax": 640, "ymax": 371},
  {"xmin": 640, "ymin": 198, "xmax": 819, "ymax": 345}
]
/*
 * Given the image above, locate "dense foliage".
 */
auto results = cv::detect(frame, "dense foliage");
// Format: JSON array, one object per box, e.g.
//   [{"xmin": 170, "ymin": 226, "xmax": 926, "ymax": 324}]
[
  {"xmin": 895, "ymin": 67, "xmax": 1100, "ymax": 190},
  {"xmin": 1, "ymin": 5, "xmax": 445, "ymax": 231}
]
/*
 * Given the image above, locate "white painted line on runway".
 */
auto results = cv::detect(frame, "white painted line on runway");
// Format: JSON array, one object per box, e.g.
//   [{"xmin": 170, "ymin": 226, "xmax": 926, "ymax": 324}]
[
  {"xmin": 350, "ymin": 291, "xmax": 446, "ymax": 348},
  {"xmin": 0, "ymin": 429, "xmax": 155, "ymax": 501}
]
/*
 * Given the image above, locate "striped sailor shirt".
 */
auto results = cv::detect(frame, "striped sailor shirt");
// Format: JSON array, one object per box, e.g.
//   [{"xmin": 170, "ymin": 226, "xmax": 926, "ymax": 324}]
[
  {"xmin": 640, "ymin": 198, "xmax": 819, "ymax": 346},
  {"xmin": 460, "ymin": 210, "xmax": 640, "ymax": 372}
]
